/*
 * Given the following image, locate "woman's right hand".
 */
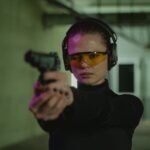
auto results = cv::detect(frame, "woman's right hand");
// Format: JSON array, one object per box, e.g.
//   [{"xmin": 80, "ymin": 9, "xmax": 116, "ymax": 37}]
[{"xmin": 29, "ymin": 71, "xmax": 73, "ymax": 121}]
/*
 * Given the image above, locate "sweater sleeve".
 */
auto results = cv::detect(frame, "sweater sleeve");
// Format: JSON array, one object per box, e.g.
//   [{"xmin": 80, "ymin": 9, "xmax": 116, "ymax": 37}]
[
  {"xmin": 105, "ymin": 94, "xmax": 144, "ymax": 128},
  {"xmin": 37, "ymin": 114, "xmax": 66, "ymax": 133}
]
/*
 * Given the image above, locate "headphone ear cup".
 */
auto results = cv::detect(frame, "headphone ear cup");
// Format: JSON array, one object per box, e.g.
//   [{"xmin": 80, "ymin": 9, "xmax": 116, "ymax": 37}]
[
  {"xmin": 62, "ymin": 37, "xmax": 71, "ymax": 71},
  {"xmin": 108, "ymin": 43, "xmax": 118, "ymax": 70}
]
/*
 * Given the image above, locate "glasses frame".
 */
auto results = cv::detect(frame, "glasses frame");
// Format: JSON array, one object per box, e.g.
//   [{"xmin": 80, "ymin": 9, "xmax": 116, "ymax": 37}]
[
  {"xmin": 68, "ymin": 51, "xmax": 107, "ymax": 59},
  {"xmin": 68, "ymin": 51, "xmax": 108, "ymax": 68}
]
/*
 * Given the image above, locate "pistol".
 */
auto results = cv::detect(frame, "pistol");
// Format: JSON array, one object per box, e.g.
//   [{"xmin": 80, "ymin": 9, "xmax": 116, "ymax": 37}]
[{"xmin": 24, "ymin": 50, "xmax": 60, "ymax": 84}]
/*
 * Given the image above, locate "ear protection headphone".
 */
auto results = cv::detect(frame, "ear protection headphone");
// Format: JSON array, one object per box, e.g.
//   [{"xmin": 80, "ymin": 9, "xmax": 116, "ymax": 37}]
[{"xmin": 62, "ymin": 17, "xmax": 118, "ymax": 71}]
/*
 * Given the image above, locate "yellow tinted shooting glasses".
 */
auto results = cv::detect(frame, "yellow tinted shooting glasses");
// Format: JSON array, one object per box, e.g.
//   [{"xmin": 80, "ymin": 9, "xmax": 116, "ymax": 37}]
[{"xmin": 68, "ymin": 51, "xmax": 108, "ymax": 68}]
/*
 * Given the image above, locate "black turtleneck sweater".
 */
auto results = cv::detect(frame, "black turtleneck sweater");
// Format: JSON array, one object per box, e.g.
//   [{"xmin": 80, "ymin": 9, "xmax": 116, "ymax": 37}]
[{"xmin": 38, "ymin": 80, "xmax": 143, "ymax": 150}]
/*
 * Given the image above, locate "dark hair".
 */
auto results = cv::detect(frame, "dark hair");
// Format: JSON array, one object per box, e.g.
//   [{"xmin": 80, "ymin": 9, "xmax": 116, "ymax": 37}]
[{"xmin": 65, "ymin": 19, "xmax": 111, "ymax": 50}]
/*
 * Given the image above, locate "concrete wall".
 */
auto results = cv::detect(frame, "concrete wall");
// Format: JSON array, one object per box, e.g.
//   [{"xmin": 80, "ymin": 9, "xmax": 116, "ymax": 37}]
[
  {"xmin": 142, "ymin": 51, "xmax": 150, "ymax": 119},
  {"xmin": 110, "ymin": 35, "xmax": 150, "ymax": 120},
  {"xmin": 0, "ymin": 0, "xmax": 69, "ymax": 148}
]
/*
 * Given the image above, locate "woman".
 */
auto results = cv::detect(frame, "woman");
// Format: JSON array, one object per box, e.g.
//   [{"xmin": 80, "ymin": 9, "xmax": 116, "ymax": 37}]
[{"xmin": 29, "ymin": 17, "xmax": 143, "ymax": 150}]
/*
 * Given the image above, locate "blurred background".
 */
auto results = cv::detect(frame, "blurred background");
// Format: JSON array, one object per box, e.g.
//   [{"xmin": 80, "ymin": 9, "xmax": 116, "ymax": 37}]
[{"xmin": 0, "ymin": 0, "xmax": 150, "ymax": 149}]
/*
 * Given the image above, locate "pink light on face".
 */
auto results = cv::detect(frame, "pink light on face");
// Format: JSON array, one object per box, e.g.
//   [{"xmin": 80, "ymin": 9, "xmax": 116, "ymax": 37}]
[
  {"xmin": 68, "ymin": 33, "xmax": 82, "ymax": 54},
  {"xmin": 67, "ymin": 33, "xmax": 108, "ymax": 86}
]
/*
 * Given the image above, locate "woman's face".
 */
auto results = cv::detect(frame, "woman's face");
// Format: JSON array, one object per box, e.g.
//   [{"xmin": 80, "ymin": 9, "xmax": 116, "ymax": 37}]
[{"xmin": 68, "ymin": 32, "xmax": 108, "ymax": 86}]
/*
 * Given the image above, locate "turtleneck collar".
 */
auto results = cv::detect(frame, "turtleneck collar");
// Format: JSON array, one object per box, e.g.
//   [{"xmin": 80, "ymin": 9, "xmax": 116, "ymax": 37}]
[{"xmin": 77, "ymin": 79, "xmax": 109, "ymax": 92}]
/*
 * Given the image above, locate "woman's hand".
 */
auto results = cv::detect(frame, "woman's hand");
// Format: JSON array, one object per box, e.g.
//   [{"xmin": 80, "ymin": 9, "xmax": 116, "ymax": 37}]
[{"xmin": 29, "ymin": 71, "xmax": 73, "ymax": 121}]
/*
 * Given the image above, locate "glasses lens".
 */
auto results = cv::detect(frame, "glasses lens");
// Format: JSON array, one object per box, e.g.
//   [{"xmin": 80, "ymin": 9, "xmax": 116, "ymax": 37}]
[{"xmin": 69, "ymin": 52, "xmax": 107, "ymax": 68}]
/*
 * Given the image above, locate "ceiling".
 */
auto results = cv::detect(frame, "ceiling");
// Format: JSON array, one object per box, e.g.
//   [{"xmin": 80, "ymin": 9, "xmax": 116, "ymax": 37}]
[
  {"xmin": 37, "ymin": 0, "xmax": 150, "ymax": 15},
  {"xmin": 35, "ymin": 0, "xmax": 150, "ymax": 48},
  {"xmin": 37, "ymin": 0, "xmax": 150, "ymax": 26}
]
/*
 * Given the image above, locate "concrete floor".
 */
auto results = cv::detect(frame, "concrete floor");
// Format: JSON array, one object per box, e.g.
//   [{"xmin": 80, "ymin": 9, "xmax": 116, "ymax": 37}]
[
  {"xmin": 0, "ymin": 135, "xmax": 49, "ymax": 150},
  {"xmin": 0, "ymin": 121, "xmax": 150, "ymax": 150},
  {"xmin": 132, "ymin": 121, "xmax": 150, "ymax": 150}
]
